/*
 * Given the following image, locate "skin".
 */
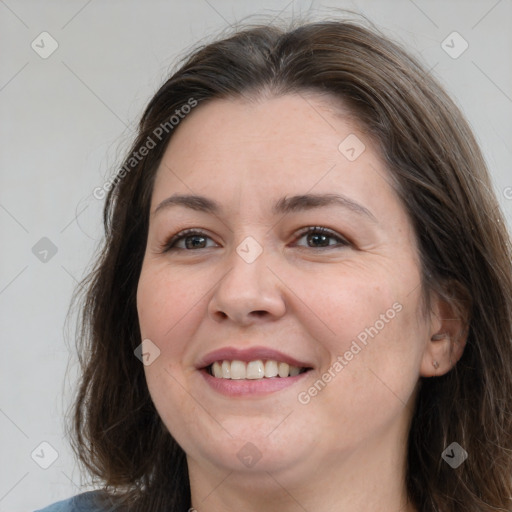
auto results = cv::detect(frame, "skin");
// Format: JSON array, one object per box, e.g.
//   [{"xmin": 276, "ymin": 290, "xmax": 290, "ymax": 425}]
[{"xmin": 136, "ymin": 93, "xmax": 466, "ymax": 512}]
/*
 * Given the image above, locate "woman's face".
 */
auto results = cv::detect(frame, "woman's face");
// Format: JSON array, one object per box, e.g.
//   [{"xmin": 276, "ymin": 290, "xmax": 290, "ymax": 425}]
[{"xmin": 137, "ymin": 93, "xmax": 434, "ymax": 486}]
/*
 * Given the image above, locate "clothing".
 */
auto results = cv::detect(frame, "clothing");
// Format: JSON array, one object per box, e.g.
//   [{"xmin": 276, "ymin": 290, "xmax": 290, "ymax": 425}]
[{"xmin": 34, "ymin": 491, "xmax": 109, "ymax": 512}]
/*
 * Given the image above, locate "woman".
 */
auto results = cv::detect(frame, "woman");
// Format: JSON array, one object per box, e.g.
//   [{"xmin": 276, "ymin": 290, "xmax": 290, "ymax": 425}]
[{"xmin": 36, "ymin": 17, "xmax": 512, "ymax": 512}]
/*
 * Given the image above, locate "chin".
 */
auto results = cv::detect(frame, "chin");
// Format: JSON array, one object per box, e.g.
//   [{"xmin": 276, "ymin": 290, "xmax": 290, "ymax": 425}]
[{"xmin": 182, "ymin": 419, "xmax": 318, "ymax": 476}]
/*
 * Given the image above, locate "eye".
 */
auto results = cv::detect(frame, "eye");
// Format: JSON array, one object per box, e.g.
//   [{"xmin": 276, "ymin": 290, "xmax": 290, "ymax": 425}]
[
  {"xmin": 161, "ymin": 229, "xmax": 218, "ymax": 252},
  {"xmin": 293, "ymin": 226, "xmax": 350, "ymax": 249},
  {"xmin": 161, "ymin": 226, "xmax": 350, "ymax": 253}
]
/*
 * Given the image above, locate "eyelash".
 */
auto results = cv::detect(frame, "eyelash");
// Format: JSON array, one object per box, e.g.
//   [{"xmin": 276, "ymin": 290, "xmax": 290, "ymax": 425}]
[{"xmin": 160, "ymin": 226, "xmax": 350, "ymax": 253}]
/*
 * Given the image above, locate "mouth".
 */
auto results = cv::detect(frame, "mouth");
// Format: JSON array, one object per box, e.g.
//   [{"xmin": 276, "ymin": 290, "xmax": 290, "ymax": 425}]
[
  {"xmin": 205, "ymin": 359, "xmax": 312, "ymax": 380},
  {"xmin": 197, "ymin": 346, "xmax": 314, "ymax": 393}
]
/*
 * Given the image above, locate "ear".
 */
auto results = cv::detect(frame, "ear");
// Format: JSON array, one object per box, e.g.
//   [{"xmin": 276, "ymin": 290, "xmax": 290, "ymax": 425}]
[{"xmin": 420, "ymin": 286, "xmax": 470, "ymax": 378}]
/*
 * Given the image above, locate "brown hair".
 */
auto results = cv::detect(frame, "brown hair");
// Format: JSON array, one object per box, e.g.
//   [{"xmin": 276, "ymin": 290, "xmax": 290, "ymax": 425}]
[{"xmin": 67, "ymin": 17, "xmax": 512, "ymax": 512}]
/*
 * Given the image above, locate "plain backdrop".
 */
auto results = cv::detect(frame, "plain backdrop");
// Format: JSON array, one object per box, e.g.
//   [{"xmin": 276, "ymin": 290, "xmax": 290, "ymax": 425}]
[{"xmin": 1, "ymin": 1, "xmax": 511, "ymax": 510}]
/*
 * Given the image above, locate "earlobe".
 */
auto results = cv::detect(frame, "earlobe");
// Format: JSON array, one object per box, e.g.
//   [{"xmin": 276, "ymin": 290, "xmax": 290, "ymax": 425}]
[
  {"xmin": 420, "ymin": 331, "xmax": 465, "ymax": 377},
  {"xmin": 420, "ymin": 290, "xmax": 469, "ymax": 378}
]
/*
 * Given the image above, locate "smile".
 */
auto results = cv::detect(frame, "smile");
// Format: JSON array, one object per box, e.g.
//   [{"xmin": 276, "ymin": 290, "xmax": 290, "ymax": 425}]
[{"xmin": 208, "ymin": 359, "xmax": 309, "ymax": 379}]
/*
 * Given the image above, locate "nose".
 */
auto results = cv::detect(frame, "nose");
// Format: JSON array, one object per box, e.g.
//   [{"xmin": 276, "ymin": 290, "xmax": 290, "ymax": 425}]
[{"xmin": 207, "ymin": 244, "xmax": 287, "ymax": 326}]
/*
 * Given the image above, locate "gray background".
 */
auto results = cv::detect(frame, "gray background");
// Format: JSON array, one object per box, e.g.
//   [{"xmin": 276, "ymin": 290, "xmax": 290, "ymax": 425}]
[{"xmin": 1, "ymin": 0, "xmax": 511, "ymax": 510}]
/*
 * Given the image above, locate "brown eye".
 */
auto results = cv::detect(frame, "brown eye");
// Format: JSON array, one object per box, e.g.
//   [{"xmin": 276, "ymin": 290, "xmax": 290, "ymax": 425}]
[
  {"xmin": 162, "ymin": 229, "xmax": 217, "ymax": 252},
  {"xmin": 294, "ymin": 227, "xmax": 350, "ymax": 249}
]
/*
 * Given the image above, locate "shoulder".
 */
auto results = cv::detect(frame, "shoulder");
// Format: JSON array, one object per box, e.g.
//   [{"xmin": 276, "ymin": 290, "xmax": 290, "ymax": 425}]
[{"xmin": 33, "ymin": 491, "xmax": 110, "ymax": 512}]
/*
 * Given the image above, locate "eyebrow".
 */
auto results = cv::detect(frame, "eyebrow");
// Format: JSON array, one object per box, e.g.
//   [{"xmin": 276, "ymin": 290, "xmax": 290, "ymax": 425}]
[{"xmin": 153, "ymin": 193, "xmax": 377, "ymax": 222}]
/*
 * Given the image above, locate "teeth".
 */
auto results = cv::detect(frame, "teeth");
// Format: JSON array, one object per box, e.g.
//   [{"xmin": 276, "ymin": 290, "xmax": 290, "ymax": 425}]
[
  {"xmin": 221, "ymin": 360, "xmax": 231, "ymax": 378},
  {"xmin": 289, "ymin": 366, "xmax": 300, "ymax": 377},
  {"xmin": 212, "ymin": 361, "xmax": 222, "ymax": 378},
  {"xmin": 209, "ymin": 359, "xmax": 305, "ymax": 379},
  {"xmin": 247, "ymin": 360, "xmax": 264, "ymax": 379},
  {"xmin": 264, "ymin": 360, "xmax": 278, "ymax": 378},
  {"xmin": 230, "ymin": 360, "xmax": 246, "ymax": 380},
  {"xmin": 278, "ymin": 362, "xmax": 290, "ymax": 378}
]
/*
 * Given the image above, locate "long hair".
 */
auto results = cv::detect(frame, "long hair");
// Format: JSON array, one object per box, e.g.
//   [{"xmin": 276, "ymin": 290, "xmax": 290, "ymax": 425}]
[{"xmin": 66, "ymin": 18, "xmax": 512, "ymax": 511}]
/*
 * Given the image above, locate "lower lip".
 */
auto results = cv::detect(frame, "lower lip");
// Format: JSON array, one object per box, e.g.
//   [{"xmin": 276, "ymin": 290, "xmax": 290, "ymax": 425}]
[{"xmin": 199, "ymin": 369, "xmax": 311, "ymax": 397}]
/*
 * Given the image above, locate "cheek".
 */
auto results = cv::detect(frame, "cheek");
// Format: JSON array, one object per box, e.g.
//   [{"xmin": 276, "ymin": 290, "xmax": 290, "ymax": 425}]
[
  {"xmin": 298, "ymin": 266, "xmax": 424, "ymax": 415},
  {"xmin": 137, "ymin": 266, "xmax": 208, "ymax": 441},
  {"xmin": 136, "ymin": 264, "xmax": 205, "ymax": 356},
  {"xmin": 338, "ymin": 305, "xmax": 422, "ymax": 408},
  {"xmin": 290, "ymin": 264, "xmax": 403, "ymax": 356},
  {"xmin": 143, "ymin": 364, "xmax": 210, "ymax": 457}
]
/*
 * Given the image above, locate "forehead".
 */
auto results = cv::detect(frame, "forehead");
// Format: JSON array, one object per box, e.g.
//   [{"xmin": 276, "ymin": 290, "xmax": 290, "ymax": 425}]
[
  {"xmin": 159, "ymin": 93, "xmax": 365, "ymax": 170},
  {"xmin": 151, "ymin": 93, "xmax": 398, "ymax": 223}
]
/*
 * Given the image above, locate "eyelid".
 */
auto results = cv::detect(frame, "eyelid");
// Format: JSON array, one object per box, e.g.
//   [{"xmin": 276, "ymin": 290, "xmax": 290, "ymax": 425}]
[
  {"xmin": 160, "ymin": 225, "xmax": 350, "ymax": 253},
  {"xmin": 293, "ymin": 226, "xmax": 351, "ymax": 248},
  {"xmin": 160, "ymin": 228, "xmax": 218, "ymax": 252}
]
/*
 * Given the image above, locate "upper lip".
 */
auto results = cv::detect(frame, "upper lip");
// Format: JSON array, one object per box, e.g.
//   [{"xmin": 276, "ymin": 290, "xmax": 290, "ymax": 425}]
[{"xmin": 197, "ymin": 346, "xmax": 314, "ymax": 369}]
